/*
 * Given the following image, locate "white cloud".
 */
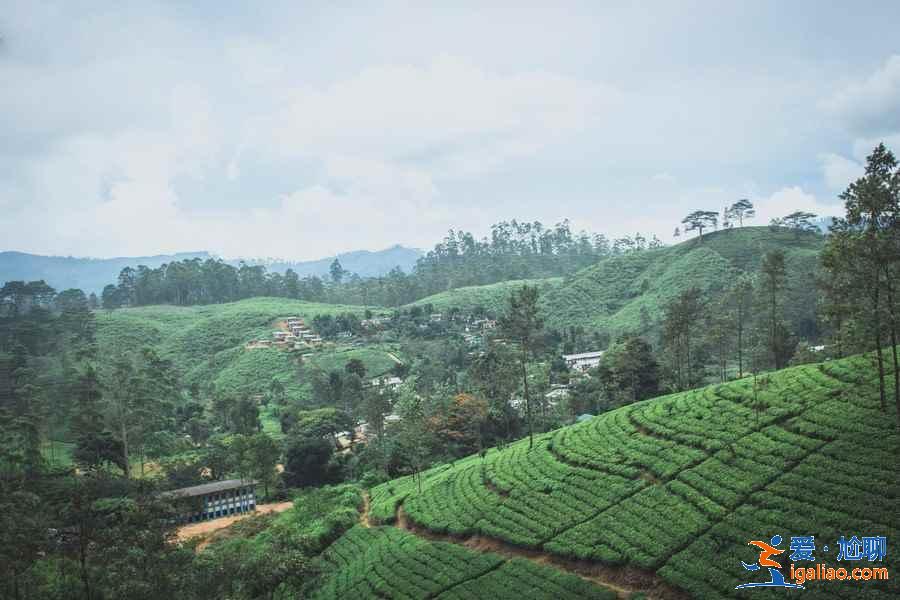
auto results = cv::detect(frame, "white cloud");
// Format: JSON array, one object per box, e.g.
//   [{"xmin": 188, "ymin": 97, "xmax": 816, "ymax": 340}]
[
  {"xmin": 2, "ymin": 50, "xmax": 619, "ymax": 258},
  {"xmin": 3, "ymin": 4, "xmax": 899, "ymax": 261},
  {"xmin": 246, "ymin": 56, "xmax": 620, "ymax": 178},
  {"xmin": 824, "ymin": 55, "xmax": 900, "ymax": 135},
  {"xmin": 820, "ymin": 153, "xmax": 864, "ymax": 191},
  {"xmin": 752, "ymin": 186, "xmax": 838, "ymax": 225}
]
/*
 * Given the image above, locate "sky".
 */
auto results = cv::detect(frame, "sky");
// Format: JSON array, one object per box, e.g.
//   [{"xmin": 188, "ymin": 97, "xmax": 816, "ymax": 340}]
[{"xmin": 2, "ymin": 1, "xmax": 900, "ymax": 260}]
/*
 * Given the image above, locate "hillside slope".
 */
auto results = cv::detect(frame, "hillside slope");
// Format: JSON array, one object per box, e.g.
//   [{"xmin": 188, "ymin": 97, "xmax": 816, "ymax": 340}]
[
  {"xmin": 94, "ymin": 298, "xmax": 391, "ymax": 402},
  {"xmin": 398, "ymin": 228, "xmax": 822, "ymax": 341},
  {"xmin": 343, "ymin": 353, "xmax": 898, "ymax": 599},
  {"xmin": 541, "ymin": 227, "xmax": 823, "ymax": 338},
  {"xmin": 407, "ymin": 278, "xmax": 563, "ymax": 315}
]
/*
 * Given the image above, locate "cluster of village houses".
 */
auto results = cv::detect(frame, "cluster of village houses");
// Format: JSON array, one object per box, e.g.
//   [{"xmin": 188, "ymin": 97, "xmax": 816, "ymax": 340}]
[{"xmin": 246, "ymin": 316, "xmax": 324, "ymax": 350}]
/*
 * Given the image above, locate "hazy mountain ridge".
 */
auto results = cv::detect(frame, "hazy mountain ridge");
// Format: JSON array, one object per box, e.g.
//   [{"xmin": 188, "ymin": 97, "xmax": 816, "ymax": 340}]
[{"xmin": 0, "ymin": 245, "xmax": 423, "ymax": 293}]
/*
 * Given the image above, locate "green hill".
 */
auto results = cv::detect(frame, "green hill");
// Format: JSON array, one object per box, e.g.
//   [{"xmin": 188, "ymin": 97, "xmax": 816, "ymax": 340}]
[
  {"xmin": 541, "ymin": 227, "xmax": 823, "ymax": 338},
  {"xmin": 312, "ymin": 525, "xmax": 615, "ymax": 599},
  {"xmin": 94, "ymin": 297, "xmax": 389, "ymax": 402},
  {"xmin": 328, "ymin": 352, "xmax": 898, "ymax": 599},
  {"xmin": 408, "ymin": 278, "xmax": 563, "ymax": 316},
  {"xmin": 401, "ymin": 228, "xmax": 822, "ymax": 342}
]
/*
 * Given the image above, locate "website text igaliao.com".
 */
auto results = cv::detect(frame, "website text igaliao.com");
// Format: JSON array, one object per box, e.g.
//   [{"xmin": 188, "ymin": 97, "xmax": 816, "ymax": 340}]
[{"xmin": 789, "ymin": 563, "xmax": 889, "ymax": 585}]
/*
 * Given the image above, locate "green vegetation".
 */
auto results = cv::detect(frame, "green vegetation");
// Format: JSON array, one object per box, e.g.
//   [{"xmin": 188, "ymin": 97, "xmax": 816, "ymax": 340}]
[
  {"xmin": 95, "ymin": 297, "xmax": 378, "ymax": 402},
  {"xmin": 305, "ymin": 346, "xmax": 400, "ymax": 379},
  {"xmin": 196, "ymin": 485, "xmax": 364, "ymax": 598},
  {"xmin": 540, "ymin": 226, "xmax": 823, "ymax": 338},
  {"xmin": 312, "ymin": 525, "xmax": 614, "ymax": 599},
  {"xmin": 367, "ymin": 352, "xmax": 898, "ymax": 599},
  {"xmin": 408, "ymin": 278, "xmax": 562, "ymax": 316}
]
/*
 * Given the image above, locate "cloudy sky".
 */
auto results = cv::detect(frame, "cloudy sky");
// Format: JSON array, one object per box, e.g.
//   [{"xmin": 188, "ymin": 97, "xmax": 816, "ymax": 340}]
[{"xmin": 2, "ymin": 1, "xmax": 900, "ymax": 260}]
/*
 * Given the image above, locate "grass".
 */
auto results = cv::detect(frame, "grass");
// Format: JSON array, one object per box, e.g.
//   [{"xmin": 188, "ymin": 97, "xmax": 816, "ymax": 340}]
[
  {"xmin": 540, "ymin": 226, "xmax": 824, "ymax": 338},
  {"xmin": 305, "ymin": 345, "xmax": 400, "ymax": 378},
  {"xmin": 363, "ymin": 351, "xmax": 898, "ymax": 599},
  {"xmin": 407, "ymin": 228, "xmax": 823, "ymax": 340},
  {"xmin": 95, "ymin": 297, "xmax": 385, "ymax": 405},
  {"xmin": 41, "ymin": 440, "xmax": 75, "ymax": 468},
  {"xmin": 312, "ymin": 524, "xmax": 615, "ymax": 599},
  {"xmin": 407, "ymin": 278, "xmax": 563, "ymax": 316}
]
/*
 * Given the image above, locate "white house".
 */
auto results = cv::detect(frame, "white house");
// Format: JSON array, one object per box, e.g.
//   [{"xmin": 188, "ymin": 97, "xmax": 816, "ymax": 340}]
[
  {"xmin": 563, "ymin": 350, "xmax": 605, "ymax": 373},
  {"xmin": 370, "ymin": 376, "xmax": 403, "ymax": 390},
  {"xmin": 544, "ymin": 387, "xmax": 570, "ymax": 404}
]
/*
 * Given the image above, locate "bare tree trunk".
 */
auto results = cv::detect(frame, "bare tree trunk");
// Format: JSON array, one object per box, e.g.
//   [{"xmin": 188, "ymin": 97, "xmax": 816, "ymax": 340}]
[
  {"xmin": 119, "ymin": 408, "xmax": 130, "ymax": 479},
  {"xmin": 872, "ymin": 283, "xmax": 887, "ymax": 412},
  {"xmin": 737, "ymin": 305, "xmax": 744, "ymax": 378},
  {"xmin": 521, "ymin": 345, "xmax": 533, "ymax": 449},
  {"xmin": 79, "ymin": 523, "xmax": 92, "ymax": 600},
  {"xmin": 882, "ymin": 265, "xmax": 899, "ymax": 427},
  {"xmin": 770, "ymin": 284, "xmax": 778, "ymax": 369}
]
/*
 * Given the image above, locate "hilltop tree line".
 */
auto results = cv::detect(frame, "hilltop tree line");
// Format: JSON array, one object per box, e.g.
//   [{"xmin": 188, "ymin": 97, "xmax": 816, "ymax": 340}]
[
  {"xmin": 677, "ymin": 199, "xmax": 821, "ymax": 241},
  {"xmin": 99, "ymin": 220, "xmax": 663, "ymax": 309}
]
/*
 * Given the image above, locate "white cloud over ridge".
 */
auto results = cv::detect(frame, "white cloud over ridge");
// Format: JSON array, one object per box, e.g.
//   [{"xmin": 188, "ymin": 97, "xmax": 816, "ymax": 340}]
[{"xmin": 2, "ymin": 3, "xmax": 900, "ymax": 260}]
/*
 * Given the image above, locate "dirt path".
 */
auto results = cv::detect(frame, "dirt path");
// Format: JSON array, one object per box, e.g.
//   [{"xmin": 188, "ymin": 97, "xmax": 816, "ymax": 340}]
[
  {"xmin": 177, "ymin": 501, "xmax": 294, "ymax": 547},
  {"xmin": 360, "ymin": 492, "xmax": 372, "ymax": 528},
  {"xmin": 392, "ymin": 505, "xmax": 684, "ymax": 600}
]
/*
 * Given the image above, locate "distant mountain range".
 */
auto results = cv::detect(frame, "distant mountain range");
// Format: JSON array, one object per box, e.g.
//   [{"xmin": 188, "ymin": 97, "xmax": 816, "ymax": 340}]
[{"xmin": 0, "ymin": 245, "xmax": 423, "ymax": 293}]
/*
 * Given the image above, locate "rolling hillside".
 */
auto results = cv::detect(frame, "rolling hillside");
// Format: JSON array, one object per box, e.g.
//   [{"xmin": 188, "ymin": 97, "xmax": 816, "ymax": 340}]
[
  {"xmin": 401, "ymin": 228, "xmax": 822, "ymax": 341},
  {"xmin": 407, "ymin": 278, "xmax": 563, "ymax": 315},
  {"xmin": 94, "ymin": 297, "xmax": 393, "ymax": 402},
  {"xmin": 320, "ymin": 352, "xmax": 899, "ymax": 599},
  {"xmin": 540, "ymin": 227, "xmax": 823, "ymax": 338}
]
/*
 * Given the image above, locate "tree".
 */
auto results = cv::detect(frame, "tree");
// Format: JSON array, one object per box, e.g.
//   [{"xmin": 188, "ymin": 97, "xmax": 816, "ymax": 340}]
[
  {"xmin": 499, "ymin": 285, "xmax": 543, "ymax": 448},
  {"xmin": 728, "ymin": 275, "xmax": 754, "ymax": 378},
  {"xmin": 597, "ymin": 336, "xmax": 660, "ymax": 405},
  {"xmin": 327, "ymin": 370, "xmax": 344, "ymax": 411},
  {"xmin": 290, "ymin": 407, "xmax": 354, "ymax": 449},
  {"xmin": 283, "ymin": 435, "xmax": 333, "ymax": 487},
  {"xmin": 362, "ymin": 385, "xmax": 393, "ymax": 443},
  {"xmin": 430, "ymin": 393, "xmax": 489, "ymax": 456},
  {"xmin": 247, "ymin": 433, "xmax": 280, "ymax": 499},
  {"xmin": 824, "ymin": 143, "xmax": 900, "ymax": 423},
  {"xmin": 393, "ymin": 415, "xmax": 431, "ymax": 494},
  {"xmin": 230, "ymin": 397, "xmax": 260, "ymax": 435},
  {"xmin": 726, "ymin": 199, "xmax": 755, "ymax": 227},
  {"xmin": 781, "ymin": 211, "xmax": 818, "ymax": 238},
  {"xmin": 705, "ymin": 302, "xmax": 732, "ymax": 383},
  {"xmin": 681, "ymin": 210, "xmax": 718, "ymax": 241},
  {"xmin": 661, "ymin": 287, "xmax": 705, "ymax": 390},
  {"xmin": 759, "ymin": 250, "xmax": 792, "ymax": 369},
  {"xmin": 268, "ymin": 378, "xmax": 285, "ymax": 405},
  {"xmin": 469, "ymin": 344, "xmax": 521, "ymax": 442},
  {"xmin": 344, "ymin": 358, "xmax": 366, "ymax": 380},
  {"xmin": 284, "ymin": 268, "xmax": 300, "ymax": 298},
  {"xmin": 329, "ymin": 259, "xmax": 345, "ymax": 284}
]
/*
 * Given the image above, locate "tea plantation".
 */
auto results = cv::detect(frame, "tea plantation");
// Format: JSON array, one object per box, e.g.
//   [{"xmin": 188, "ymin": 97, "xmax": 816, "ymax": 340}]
[
  {"xmin": 312, "ymin": 525, "xmax": 615, "ymax": 600},
  {"xmin": 364, "ymin": 353, "xmax": 898, "ymax": 599}
]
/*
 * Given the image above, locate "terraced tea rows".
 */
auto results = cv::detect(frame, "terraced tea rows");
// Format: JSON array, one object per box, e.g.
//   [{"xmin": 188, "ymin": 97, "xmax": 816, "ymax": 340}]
[
  {"xmin": 369, "ymin": 356, "xmax": 899, "ymax": 598},
  {"xmin": 312, "ymin": 525, "xmax": 615, "ymax": 600}
]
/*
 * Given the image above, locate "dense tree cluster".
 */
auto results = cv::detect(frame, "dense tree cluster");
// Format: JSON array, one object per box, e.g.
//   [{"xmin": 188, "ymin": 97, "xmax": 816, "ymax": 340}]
[
  {"xmin": 100, "ymin": 220, "xmax": 663, "ymax": 309},
  {"xmin": 822, "ymin": 143, "xmax": 900, "ymax": 427}
]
